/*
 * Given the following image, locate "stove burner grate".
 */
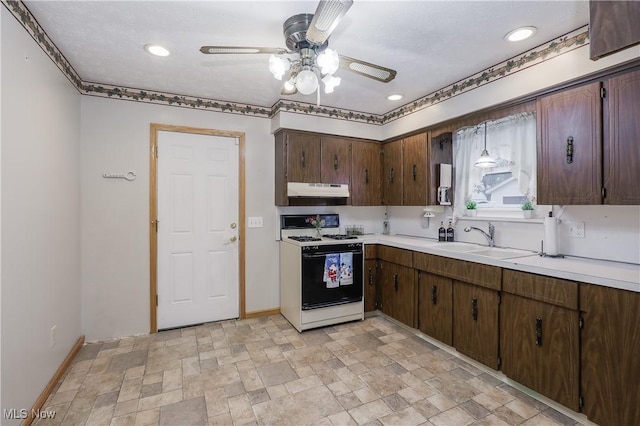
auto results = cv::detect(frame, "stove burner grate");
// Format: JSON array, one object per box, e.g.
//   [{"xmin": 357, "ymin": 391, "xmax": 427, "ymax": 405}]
[{"xmin": 288, "ymin": 235, "xmax": 322, "ymax": 242}]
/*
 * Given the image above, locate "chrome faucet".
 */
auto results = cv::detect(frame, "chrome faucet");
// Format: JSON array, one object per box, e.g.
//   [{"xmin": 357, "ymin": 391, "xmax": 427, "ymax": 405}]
[{"xmin": 464, "ymin": 222, "xmax": 495, "ymax": 247}]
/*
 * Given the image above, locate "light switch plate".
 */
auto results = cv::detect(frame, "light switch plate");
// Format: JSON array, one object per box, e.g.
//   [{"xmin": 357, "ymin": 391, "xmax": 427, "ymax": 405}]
[
  {"xmin": 248, "ymin": 217, "xmax": 263, "ymax": 228},
  {"xmin": 567, "ymin": 221, "xmax": 585, "ymax": 238}
]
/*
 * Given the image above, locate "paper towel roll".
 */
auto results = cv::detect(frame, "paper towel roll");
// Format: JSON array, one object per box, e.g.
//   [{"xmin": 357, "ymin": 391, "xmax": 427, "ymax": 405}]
[{"xmin": 544, "ymin": 215, "xmax": 559, "ymax": 256}]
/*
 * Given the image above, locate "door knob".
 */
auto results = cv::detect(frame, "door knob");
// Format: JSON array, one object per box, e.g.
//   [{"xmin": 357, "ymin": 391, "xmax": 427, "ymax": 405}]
[
  {"xmin": 229, "ymin": 235, "xmax": 238, "ymax": 242},
  {"xmin": 230, "ymin": 223, "xmax": 237, "ymax": 229}
]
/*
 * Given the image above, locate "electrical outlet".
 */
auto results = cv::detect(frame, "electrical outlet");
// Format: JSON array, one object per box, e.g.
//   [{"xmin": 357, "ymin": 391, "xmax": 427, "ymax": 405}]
[
  {"xmin": 50, "ymin": 325, "xmax": 57, "ymax": 347},
  {"xmin": 567, "ymin": 221, "xmax": 585, "ymax": 238},
  {"xmin": 248, "ymin": 217, "xmax": 263, "ymax": 228}
]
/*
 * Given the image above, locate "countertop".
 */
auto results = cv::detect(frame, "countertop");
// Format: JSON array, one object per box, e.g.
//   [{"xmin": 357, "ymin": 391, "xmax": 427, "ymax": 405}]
[{"xmin": 362, "ymin": 234, "xmax": 640, "ymax": 293}]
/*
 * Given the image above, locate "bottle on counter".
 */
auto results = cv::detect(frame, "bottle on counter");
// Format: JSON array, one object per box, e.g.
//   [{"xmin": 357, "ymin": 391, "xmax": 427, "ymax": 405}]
[
  {"xmin": 446, "ymin": 221, "xmax": 455, "ymax": 242},
  {"xmin": 438, "ymin": 221, "xmax": 446, "ymax": 242}
]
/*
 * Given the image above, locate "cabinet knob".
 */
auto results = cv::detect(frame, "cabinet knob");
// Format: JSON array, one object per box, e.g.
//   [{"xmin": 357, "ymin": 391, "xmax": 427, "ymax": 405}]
[
  {"xmin": 334, "ymin": 154, "xmax": 339, "ymax": 170},
  {"xmin": 566, "ymin": 137, "xmax": 574, "ymax": 164},
  {"xmin": 301, "ymin": 151, "xmax": 306, "ymax": 168},
  {"xmin": 365, "ymin": 169, "xmax": 369, "ymax": 184},
  {"xmin": 393, "ymin": 274, "xmax": 398, "ymax": 291},
  {"xmin": 390, "ymin": 168, "xmax": 395, "ymax": 183},
  {"xmin": 412, "ymin": 164, "xmax": 417, "ymax": 181},
  {"xmin": 471, "ymin": 298, "xmax": 478, "ymax": 321},
  {"xmin": 535, "ymin": 317, "xmax": 543, "ymax": 346},
  {"xmin": 431, "ymin": 285, "xmax": 438, "ymax": 305},
  {"xmin": 368, "ymin": 268, "xmax": 373, "ymax": 285}
]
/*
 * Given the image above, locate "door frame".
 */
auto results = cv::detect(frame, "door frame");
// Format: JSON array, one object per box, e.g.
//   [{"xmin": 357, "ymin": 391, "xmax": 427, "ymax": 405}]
[{"xmin": 149, "ymin": 123, "xmax": 246, "ymax": 333}]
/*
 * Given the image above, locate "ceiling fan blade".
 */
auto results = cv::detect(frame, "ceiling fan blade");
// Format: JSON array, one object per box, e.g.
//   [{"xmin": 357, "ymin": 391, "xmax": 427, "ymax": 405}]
[
  {"xmin": 339, "ymin": 55, "xmax": 397, "ymax": 83},
  {"xmin": 306, "ymin": 0, "xmax": 353, "ymax": 45},
  {"xmin": 200, "ymin": 46, "xmax": 287, "ymax": 55}
]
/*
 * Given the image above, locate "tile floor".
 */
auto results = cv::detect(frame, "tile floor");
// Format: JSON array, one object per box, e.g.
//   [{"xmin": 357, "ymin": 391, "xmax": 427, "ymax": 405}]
[{"xmin": 36, "ymin": 315, "xmax": 586, "ymax": 426}]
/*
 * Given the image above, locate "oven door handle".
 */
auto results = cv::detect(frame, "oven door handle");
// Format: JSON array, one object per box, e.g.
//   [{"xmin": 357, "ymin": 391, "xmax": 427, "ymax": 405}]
[{"xmin": 302, "ymin": 251, "xmax": 362, "ymax": 258}]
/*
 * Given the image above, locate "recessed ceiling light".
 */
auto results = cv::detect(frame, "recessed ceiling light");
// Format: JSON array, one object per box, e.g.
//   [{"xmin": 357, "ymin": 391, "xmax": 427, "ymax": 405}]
[
  {"xmin": 387, "ymin": 93, "xmax": 403, "ymax": 101},
  {"xmin": 144, "ymin": 44, "xmax": 170, "ymax": 57},
  {"xmin": 505, "ymin": 26, "xmax": 537, "ymax": 42}
]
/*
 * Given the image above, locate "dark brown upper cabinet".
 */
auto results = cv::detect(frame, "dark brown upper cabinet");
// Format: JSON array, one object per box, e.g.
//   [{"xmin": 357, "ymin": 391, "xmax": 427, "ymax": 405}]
[
  {"xmin": 382, "ymin": 138, "xmax": 404, "ymax": 206},
  {"xmin": 537, "ymin": 67, "xmax": 640, "ymax": 205},
  {"xmin": 402, "ymin": 133, "xmax": 428, "ymax": 206},
  {"xmin": 320, "ymin": 136, "xmax": 351, "ymax": 185},
  {"xmin": 589, "ymin": 0, "xmax": 640, "ymax": 60},
  {"xmin": 351, "ymin": 140, "xmax": 382, "ymax": 206}
]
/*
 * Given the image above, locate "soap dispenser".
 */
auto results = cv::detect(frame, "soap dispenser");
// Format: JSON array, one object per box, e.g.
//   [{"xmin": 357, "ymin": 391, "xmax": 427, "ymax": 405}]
[
  {"xmin": 438, "ymin": 222, "xmax": 446, "ymax": 242},
  {"xmin": 446, "ymin": 221, "xmax": 455, "ymax": 242}
]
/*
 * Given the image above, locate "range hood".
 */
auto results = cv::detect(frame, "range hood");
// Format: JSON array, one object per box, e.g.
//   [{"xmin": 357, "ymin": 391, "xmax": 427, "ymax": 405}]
[{"xmin": 287, "ymin": 182, "xmax": 350, "ymax": 198}]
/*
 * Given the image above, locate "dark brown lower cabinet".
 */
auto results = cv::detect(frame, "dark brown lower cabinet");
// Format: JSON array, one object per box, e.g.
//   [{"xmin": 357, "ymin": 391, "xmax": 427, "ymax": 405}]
[
  {"xmin": 379, "ymin": 260, "xmax": 415, "ymax": 327},
  {"xmin": 364, "ymin": 259, "xmax": 377, "ymax": 312},
  {"xmin": 580, "ymin": 284, "xmax": 640, "ymax": 426},
  {"xmin": 500, "ymin": 270, "xmax": 580, "ymax": 411},
  {"xmin": 453, "ymin": 280, "xmax": 499, "ymax": 369},
  {"xmin": 501, "ymin": 294, "xmax": 580, "ymax": 411},
  {"xmin": 417, "ymin": 271, "xmax": 453, "ymax": 346}
]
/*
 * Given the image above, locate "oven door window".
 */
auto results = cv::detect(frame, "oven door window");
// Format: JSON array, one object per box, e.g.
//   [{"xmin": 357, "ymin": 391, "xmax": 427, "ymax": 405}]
[{"xmin": 301, "ymin": 250, "xmax": 363, "ymax": 310}]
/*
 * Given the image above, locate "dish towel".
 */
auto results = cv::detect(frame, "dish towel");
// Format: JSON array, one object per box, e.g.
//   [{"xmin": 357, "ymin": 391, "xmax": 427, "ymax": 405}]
[
  {"xmin": 339, "ymin": 252, "xmax": 353, "ymax": 286},
  {"xmin": 324, "ymin": 253, "xmax": 340, "ymax": 288}
]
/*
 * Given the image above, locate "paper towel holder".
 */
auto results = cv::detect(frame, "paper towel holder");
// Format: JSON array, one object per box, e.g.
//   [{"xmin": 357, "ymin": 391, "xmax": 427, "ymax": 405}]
[{"xmin": 538, "ymin": 240, "xmax": 565, "ymax": 258}]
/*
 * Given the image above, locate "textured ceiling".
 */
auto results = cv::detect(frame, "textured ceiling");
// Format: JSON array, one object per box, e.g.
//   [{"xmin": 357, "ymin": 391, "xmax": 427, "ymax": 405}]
[{"xmin": 22, "ymin": 0, "xmax": 589, "ymax": 115}]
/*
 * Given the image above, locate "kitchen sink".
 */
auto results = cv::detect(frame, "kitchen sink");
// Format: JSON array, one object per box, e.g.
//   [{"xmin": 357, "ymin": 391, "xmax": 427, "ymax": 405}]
[
  {"xmin": 467, "ymin": 247, "xmax": 533, "ymax": 259},
  {"xmin": 434, "ymin": 243, "xmax": 479, "ymax": 252}
]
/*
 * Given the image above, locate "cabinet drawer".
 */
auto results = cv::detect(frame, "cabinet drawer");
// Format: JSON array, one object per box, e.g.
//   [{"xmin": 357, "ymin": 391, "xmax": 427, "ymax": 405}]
[
  {"xmin": 365, "ymin": 244, "xmax": 378, "ymax": 260},
  {"xmin": 378, "ymin": 246, "xmax": 413, "ymax": 268},
  {"xmin": 503, "ymin": 269, "xmax": 577, "ymax": 310},
  {"xmin": 414, "ymin": 252, "xmax": 501, "ymax": 290}
]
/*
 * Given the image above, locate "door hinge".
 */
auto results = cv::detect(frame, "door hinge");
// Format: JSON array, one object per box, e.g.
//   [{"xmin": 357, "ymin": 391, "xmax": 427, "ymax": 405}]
[
  {"xmin": 579, "ymin": 315, "xmax": 584, "ymax": 329},
  {"xmin": 601, "ymin": 187, "xmax": 607, "ymax": 199},
  {"xmin": 497, "ymin": 356, "xmax": 502, "ymax": 368},
  {"xmin": 579, "ymin": 396, "xmax": 584, "ymax": 409},
  {"xmin": 498, "ymin": 292, "xmax": 502, "ymax": 305},
  {"xmin": 418, "ymin": 271, "xmax": 422, "ymax": 280},
  {"xmin": 600, "ymin": 87, "xmax": 606, "ymax": 98},
  {"xmin": 154, "ymin": 145, "xmax": 158, "ymax": 159},
  {"xmin": 152, "ymin": 220, "xmax": 159, "ymax": 232},
  {"xmin": 156, "ymin": 294, "xmax": 158, "ymax": 306}
]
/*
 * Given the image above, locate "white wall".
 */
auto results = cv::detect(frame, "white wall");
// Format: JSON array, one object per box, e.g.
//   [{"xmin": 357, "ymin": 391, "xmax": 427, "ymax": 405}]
[
  {"xmin": 1, "ymin": 7, "xmax": 82, "ymax": 420},
  {"xmin": 80, "ymin": 97, "xmax": 278, "ymax": 341}
]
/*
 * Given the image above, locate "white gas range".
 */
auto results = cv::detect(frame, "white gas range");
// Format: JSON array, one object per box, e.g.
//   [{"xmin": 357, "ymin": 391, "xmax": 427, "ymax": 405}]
[{"xmin": 279, "ymin": 214, "xmax": 364, "ymax": 332}]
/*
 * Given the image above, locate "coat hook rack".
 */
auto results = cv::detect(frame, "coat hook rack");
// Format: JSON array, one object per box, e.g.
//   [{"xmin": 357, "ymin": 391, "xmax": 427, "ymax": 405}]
[{"xmin": 103, "ymin": 171, "xmax": 136, "ymax": 181}]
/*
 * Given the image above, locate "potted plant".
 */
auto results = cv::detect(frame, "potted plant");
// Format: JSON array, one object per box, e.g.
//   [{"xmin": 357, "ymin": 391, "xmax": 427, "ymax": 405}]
[
  {"xmin": 465, "ymin": 200, "xmax": 477, "ymax": 216},
  {"xmin": 310, "ymin": 215, "xmax": 325, "ymax": 237},
  {"xmin": 521, "ymin": 198, "xmax": 535, "ymax": 218}
]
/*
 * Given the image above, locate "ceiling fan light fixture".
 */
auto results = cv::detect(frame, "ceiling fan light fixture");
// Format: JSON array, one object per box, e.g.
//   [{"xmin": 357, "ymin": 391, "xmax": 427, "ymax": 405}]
[
  {"xmin": 322, "ymin": 74, "xmax": 341, "ymax": 93},
  {"xmin": 296, "ymin": 68, "xmax": 319, "ymax": 95},
  {"xmin": 505, "ymin": 26, "xmax": 537, "ymax": 42},
  {"xmin": 144, "ymin": 44, "xmax": 170, "ymax": 57},
  {"xmin": 269, "ymin": 55, "xmax": 290, "ymax": 80},
  {"xmin": 283, "ymin": 78, "xmax": 296, "ymax": 93},
  {"xmin": 316, "ymin": 48, "xmax": 339, "ymax": 75}
]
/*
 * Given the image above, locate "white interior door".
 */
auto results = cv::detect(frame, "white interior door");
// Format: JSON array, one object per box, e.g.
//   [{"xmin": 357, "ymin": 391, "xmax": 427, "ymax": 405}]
[{"xmin": 157, "ymin": 131, "xmax": 239, "ymax": 329}]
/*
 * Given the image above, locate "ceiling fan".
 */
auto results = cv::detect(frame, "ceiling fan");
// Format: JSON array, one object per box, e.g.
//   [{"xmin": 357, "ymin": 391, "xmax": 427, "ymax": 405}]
[{"xmin": 199, "ymin": 0, "xmax": 397, "ymax": 98}]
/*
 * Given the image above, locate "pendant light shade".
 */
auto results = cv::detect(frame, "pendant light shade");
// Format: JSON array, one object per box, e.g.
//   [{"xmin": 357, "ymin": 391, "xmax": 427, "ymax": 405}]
[{"xmin": 475, "ymin": 122, "xmax": 497, "ymax": 168}]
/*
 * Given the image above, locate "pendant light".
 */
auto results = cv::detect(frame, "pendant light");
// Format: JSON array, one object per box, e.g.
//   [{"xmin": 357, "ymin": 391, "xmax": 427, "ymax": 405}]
[{"xmin": 475, "ymin": 122, "xmax": 497, "ymax": 168}]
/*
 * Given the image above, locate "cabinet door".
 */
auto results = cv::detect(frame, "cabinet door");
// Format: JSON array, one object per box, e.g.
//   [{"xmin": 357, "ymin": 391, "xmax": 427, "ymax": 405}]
[
  {"xmin": 383, "ymin": 139, "xmax": 403, "ymax": 205},
  {"xmin": 418, "ymin": 272, "xmax": 453, "ymax": 346},
  {"xmin": 321, "ymin": 136, "xmax": 351, "ymax": 185},
  {"xmin": 501, "ymin": 294, "xmax": 579, "ymax": 411},
  {"xmin": 429, "ymin": 132, "xmax": 453, "ymax": 205},
  {"xmin": 379, "ymin": 261, "xmax": 415, "ymax": 327},
  {"xmin": 351, "ymin": 141, "xmax": 382, "ymax": 206},
  {"xmin": 580, "ymin": 284, "xmax": 640, "ymax": 426},
  {"xmin": 364, "ymin": 259, "xmax": 377, "ymax": 312},
  {"xmin": 286, "ymin": 132, "xmax": 321, "ymax": 183},
  {"xmin": 453, "ymin": 281, "xmax": 499, "ymax": 369},
  {"xmin": 402, "ymin": 133, "xmax": 427, "ymax": 206},
  {"xmin": 604, "ymin": 68, "xmax": 640, "ymax": 205},
  {"xmin": 537, "ymin": 82, "xmax": 602, "ymax": 205}
]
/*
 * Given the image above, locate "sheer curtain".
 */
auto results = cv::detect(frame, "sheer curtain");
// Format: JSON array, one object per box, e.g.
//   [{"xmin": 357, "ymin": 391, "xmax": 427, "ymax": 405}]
[{"xmin": 453, "ymin": 112, "xmax": 536, "ymax": 218}]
